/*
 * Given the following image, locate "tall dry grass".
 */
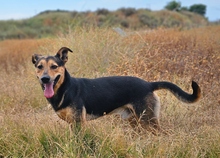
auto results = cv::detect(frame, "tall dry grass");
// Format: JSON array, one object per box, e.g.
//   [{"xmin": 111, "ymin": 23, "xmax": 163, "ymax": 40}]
[{"xmin": 0, "ymin": 26, "xmax": 220, "ymax": 157}]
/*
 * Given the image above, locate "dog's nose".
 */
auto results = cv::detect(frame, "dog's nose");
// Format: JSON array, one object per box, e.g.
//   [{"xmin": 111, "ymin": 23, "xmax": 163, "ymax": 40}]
[{"xmin": 41, "ymin": 75, "xmax": 50, "ymax": 83}]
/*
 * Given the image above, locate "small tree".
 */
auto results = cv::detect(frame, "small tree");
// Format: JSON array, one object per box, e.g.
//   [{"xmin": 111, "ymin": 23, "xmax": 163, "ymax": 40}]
[
  {"xmin": 165, "ymin": 1, "xmax": 181, "ymax": 11},
  {"xmin": 189, "ymin": 4, "xmax": 206, "ymax": 16}
]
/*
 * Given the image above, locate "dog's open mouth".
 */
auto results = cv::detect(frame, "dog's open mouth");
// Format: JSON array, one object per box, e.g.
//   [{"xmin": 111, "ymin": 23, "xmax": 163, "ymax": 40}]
[{"xmin": 43, "ymin": 75, "xmax": 60, "ymax": 98}]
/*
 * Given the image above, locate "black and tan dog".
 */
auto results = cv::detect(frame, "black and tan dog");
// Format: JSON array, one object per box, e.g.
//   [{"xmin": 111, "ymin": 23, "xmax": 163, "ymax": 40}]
[{"xmin": 32, "ymin": 47, "xmax": 201, "ymax": 132}]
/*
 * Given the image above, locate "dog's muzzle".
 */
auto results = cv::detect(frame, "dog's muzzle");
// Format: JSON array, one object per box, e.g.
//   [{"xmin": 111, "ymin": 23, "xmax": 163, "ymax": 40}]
[{"xmin": 40, "ymin": 75, "xmax": 60, "ymax": 98}]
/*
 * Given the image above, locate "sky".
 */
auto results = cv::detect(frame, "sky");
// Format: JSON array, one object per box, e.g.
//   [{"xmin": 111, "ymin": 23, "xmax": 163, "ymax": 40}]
[{"xmin": 0, "ymin": 0, "xmax": 220, "ymax": 21}]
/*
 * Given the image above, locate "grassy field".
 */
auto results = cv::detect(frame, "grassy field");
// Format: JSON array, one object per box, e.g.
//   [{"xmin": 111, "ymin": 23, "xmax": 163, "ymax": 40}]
[{"xmin": 0, "ymin": 26, "xmax": 220, "ymax": 157}]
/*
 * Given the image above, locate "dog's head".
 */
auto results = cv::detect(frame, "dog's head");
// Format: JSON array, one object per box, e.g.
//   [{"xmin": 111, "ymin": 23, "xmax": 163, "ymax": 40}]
[{"xmin": 32, "ymin": 47, "xmax": 73, "ymax": 98}]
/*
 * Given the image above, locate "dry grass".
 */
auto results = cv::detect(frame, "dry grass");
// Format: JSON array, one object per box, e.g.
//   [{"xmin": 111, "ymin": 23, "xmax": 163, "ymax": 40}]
[{"xmin": 0, "ymin": 26, "xmax": 220, "ymax": 157}]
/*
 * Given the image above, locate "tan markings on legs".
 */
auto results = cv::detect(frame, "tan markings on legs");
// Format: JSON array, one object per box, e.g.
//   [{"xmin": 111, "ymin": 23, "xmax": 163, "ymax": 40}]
[
  {"xmin": 152, "ymin": 93, "xmax": 160, "ymax": 119},
  {"xmin": 56, "ymin": 107, "xmax": 75, "ymax": 123},
  {"xmin": 109, "ymin": 104, "xmax": 137, "ymax": 120},
  {"xmin": 81, "ymin": 106, "xmax": 87, "ymax": 125},
  {"xmin": 108, "ymin": 104, "xmax": 140, "ymax": 129},
  {"xmin": 137, "ymin": 93, "xmax": 161, "ymax": 134}
]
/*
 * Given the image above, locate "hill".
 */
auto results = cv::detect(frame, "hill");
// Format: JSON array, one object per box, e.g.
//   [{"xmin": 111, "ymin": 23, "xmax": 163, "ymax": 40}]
[{"xmin": 0, "ymin": 8, "xmax": 209, "ymax": 40}]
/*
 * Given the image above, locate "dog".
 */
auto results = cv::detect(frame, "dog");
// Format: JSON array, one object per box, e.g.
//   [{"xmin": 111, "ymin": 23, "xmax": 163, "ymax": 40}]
[{"xmin": 32, "ymin": 47, "xmax": 201, "ymax": 133}]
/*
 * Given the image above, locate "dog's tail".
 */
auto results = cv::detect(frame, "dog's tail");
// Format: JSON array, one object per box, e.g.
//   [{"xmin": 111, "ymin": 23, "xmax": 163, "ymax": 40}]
[{"xmin": 151, "ymin": 81, "xmax": 201, "ymax": 103}]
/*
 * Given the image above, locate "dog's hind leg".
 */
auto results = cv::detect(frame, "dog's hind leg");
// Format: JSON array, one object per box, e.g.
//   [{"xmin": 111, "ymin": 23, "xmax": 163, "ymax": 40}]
[{"xmin": 133, "ymin": 93, "xmax": 161, "ymax": 134}]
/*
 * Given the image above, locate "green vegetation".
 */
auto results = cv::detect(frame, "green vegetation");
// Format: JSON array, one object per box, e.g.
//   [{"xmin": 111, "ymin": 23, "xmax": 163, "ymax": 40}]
[
  {"xmin": 165, "ymin": 1, "xmax": 207, "ymax": 17},
  {"xmin": 165, "ymin": 1, "xmax": 182, "ymax": 11},
  {"xmin": 0, "ymin": 8, "xmax": 209, "ymax": 40},
  {"xmin": 0, "ymin": 25, "xmax": 220, "ymax": 157},
  {"xmin": 189, "ymin": 4, "xmax": 207, "ymax": 16}
]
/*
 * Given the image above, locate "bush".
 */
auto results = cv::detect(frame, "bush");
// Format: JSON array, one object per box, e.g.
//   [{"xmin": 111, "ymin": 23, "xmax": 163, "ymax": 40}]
[
  {"xmin": 120, "ymin": 20, "xmax": 129, "ymax": 28},
  {"xmin": 165, "ymin": 1, "xmax": 181, "ymax": 11},
  {"xmin": 138, "ymin": 13, "xmax": 159, "ymax": 28},
  {"xmin": 118, "ymin": 7, "xmax": 137, "ymax": 17},
  {"xmin": 96, "ymin": 8, "xmax": 109, "ymax": 15},
  {"xmin": 189, "ymin": 4, "xmax": 206, "ymax": 16}
]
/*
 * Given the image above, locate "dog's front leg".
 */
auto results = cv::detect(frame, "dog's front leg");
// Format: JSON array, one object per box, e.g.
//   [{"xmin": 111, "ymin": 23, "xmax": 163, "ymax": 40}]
[{"xmin": 71, "ymin": 106, "xmax": 87, "ymax": 132}]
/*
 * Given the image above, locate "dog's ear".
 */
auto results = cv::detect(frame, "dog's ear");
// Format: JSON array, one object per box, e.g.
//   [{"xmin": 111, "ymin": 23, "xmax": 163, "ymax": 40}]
[
  {"xmin": 55, "ymin": 47, "xmax": 73, "ymax": 64},
  {"xmin": 32, "ymin": 54, "xmax": 42, "ymax": 64}
]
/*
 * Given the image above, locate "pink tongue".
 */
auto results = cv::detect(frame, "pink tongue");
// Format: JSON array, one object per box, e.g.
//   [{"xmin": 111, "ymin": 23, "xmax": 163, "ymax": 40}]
[{"xmin": 44, "ymin": 82, "xmax": 54, "ymax": 98}]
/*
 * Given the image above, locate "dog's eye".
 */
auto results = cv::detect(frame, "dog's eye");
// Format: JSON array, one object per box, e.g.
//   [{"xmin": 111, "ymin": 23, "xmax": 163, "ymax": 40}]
[
  {"xmin": 37, "ymin": 65, "xmax": 43, "ymax": 69},
  {"xmin": 51, "ymin": 65, "xmax": 58, "ymax": 69}
]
